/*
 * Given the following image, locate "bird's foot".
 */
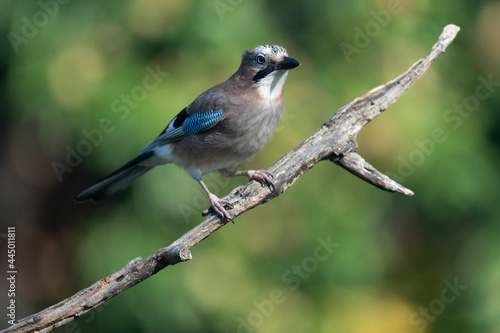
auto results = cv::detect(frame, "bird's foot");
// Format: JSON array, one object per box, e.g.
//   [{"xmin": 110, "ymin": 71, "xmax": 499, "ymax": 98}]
[
  {"xmin": 248, "ymin": 170, "xmax": 275, "ymax": 191},
  {"xmin": 207, "ymin": 193, "xmax": 234, "ymax": 223}
]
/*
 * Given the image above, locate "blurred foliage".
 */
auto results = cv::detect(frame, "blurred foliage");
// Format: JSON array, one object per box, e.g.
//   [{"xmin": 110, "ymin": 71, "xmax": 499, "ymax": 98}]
[{"xmin": 1, "ymin": 0, "xmax": 499, "ymax": 332}]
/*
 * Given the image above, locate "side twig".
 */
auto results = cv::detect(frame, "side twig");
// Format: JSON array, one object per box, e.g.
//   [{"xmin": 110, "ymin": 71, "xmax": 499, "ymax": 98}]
[{"xmin": 1, "ymin": 24, "xmax": 460, "ymax": 333}]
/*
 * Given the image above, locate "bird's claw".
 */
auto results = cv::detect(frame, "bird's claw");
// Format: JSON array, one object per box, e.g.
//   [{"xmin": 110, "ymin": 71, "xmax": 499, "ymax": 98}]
[
  {"xmin": 248, "ymin": 170, "xmax": 275, "ymax": 191},
  {"xmin": 204, "ymin": 193, "xmax": 234, "ymax": 223}
]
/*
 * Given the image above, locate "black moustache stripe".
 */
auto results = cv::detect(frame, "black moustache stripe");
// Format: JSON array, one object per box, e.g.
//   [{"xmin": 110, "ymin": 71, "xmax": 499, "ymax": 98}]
[{"xmin": 253, "ymin": 64, "xmax": 276, "ymax": 82}]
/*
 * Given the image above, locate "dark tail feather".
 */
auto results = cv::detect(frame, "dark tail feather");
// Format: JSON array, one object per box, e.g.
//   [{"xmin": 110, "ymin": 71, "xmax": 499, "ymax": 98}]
[{"xmin": 75, "ymin": 151, "xmax": 155, "ymax": 202}]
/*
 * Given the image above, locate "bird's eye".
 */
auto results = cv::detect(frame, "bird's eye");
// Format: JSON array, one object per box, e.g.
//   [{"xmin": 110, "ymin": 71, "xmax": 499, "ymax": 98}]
[{"xmin": 255, "ymin": 54, "xmax": 266, "ymax": 65}]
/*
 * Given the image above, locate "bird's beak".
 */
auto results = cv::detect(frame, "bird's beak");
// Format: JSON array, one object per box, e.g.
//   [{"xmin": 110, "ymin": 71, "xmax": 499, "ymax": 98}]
[{"xmin": 276, "ymin": 56, "xmax": 300, "ymax": 70}]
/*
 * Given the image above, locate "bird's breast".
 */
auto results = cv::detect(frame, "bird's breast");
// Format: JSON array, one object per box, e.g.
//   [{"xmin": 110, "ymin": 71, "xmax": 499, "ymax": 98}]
[
  {"xmin": 229, "ymin": 97, "xmax": 283, "ymax": 155},
  {"xmin": 171, "ymin": 97, "xmax": 284, "ymax": 174}
]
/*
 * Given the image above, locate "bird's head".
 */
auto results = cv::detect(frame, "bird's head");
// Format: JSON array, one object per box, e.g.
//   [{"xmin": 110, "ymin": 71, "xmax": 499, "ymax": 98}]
[{"xmin": 237, "ymin": 44, "xmax": 300, "ymax": 98}]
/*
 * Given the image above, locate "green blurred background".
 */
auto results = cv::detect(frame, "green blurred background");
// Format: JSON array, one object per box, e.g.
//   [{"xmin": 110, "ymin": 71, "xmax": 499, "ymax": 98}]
[{"xmin": 1, "ymin": 0, "xmax": 499, "ymax": 332}]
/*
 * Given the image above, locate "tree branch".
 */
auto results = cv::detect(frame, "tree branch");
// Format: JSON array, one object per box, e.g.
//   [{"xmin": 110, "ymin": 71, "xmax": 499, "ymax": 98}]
[{"xmin": 2, "ymin": 24, "xmax": 460, "ymax": 333}]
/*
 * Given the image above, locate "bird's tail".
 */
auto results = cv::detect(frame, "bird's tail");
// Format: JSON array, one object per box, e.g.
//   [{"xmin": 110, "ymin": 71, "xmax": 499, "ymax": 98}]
[{"xmin": 75, "ymin": 151, "xmax": 155, "ymax": 202}]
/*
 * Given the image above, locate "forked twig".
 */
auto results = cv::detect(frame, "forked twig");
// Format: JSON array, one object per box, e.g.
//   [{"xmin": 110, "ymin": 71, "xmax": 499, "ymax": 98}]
[{"xmin": 1, "ymin": 24, "xmax": 460, "ymax": 333}]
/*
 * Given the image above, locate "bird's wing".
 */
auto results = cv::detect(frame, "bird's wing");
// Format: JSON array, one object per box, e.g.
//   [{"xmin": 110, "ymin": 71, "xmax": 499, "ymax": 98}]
[
  {"xmin": 142, "ymin": 107, "xmax": 225, "ymax": 151},
  {"xmin": 140, "ymin": 83, "xmax": 231, "ymax": 152},
  {"xmin": 74, "ymin": 108, "xmax": 225, "ymax": 201}
]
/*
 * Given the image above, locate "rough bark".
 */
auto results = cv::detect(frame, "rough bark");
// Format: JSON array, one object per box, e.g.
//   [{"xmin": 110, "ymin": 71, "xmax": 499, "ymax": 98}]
[{"xmin": 1, "ymin": 24, "xmax": 460, "ymax": 333}]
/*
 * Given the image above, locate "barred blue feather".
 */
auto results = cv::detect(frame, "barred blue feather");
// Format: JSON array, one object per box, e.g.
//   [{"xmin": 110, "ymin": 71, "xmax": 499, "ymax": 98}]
[{"xmin": 182, "ymin": 110, "xmax": 225, "ymax": 135}]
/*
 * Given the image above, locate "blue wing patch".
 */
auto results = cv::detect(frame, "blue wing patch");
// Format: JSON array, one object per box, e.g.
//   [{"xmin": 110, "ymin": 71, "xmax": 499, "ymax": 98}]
[
  {"xmin": 182, "ymin": 110, "xmax": 225, "ymax": 135},
  {"xmin": 141, "ymin": 109, "xmax": 225, "ymax": 151}
]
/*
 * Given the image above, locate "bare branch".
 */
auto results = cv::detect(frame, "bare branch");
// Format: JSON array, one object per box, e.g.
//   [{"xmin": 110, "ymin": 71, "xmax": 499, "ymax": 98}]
[
  {"xmin": 1, "ymin": 24, "xmax": 460, "ymax": 333},
  {"xmin": 334, "ymin": 152, "xmax": 414, "ymax": 195}
]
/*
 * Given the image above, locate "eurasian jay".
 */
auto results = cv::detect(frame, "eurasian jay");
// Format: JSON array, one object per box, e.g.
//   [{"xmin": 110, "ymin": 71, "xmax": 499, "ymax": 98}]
[{"xmin": 75, "ymin": 44, "xmax": 300, "ymax": 222}]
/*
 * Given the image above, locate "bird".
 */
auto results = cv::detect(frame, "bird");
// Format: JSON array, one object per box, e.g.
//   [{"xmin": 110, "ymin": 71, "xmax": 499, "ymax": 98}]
[{"xmin": 75, "ymin": 44, "xmax": 300, "ymax": 222}]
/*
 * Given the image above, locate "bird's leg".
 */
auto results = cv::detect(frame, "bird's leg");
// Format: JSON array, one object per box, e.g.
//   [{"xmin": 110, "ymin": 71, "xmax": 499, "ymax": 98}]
[
  {"xmin": 197, "ymin": 179, "xmax": 234, "ymax": 223},
  {"xmin": 221, "ymin": 169, "xmax": 275, "ymax": 191}
]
